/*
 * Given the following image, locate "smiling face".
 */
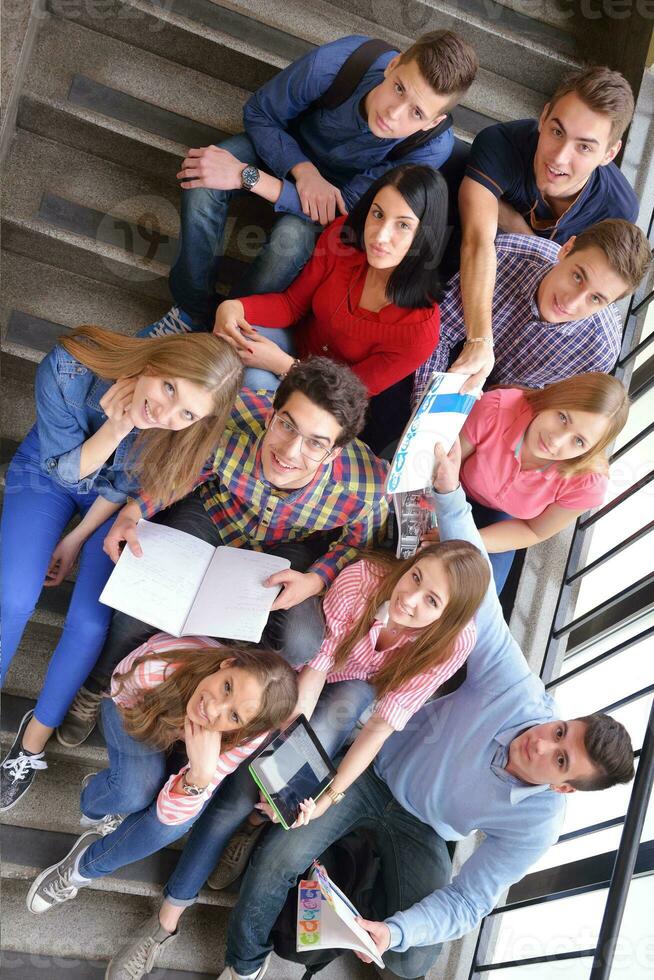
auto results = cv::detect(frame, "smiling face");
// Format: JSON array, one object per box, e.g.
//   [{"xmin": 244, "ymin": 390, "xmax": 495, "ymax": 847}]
[
  {"xmin": 364, "ymin": 56, "xmax": 449, "ymax": 140},
  {"xmin": 388, "ymin": 555, "xmax": 451, "ymax": 631},
  {"xmin": 260, "ymin": 391, "xmax": 342, "ymax": 490},
  {"xmin": 537, "ymin": 243, "xmax": 629, "ymax": 323},
  {"xmin": 363, "ymin": 184, "xmax": 420, "ymax": 271},
  {"xmin": 507, "ymin": 720, "xmax": 598, "ymax": 792},
  {"xmin": 129, "ymin": 374, "xmax": 215, "ymax": 431},
  {"xmin": 534, "ymin": 92, "xmax": 621, "ymax": 204},
  {"xmin": 186, "ymin": 660, "xmax": 263, "ymax": 735},
  {"xmin": 523, "ymin": 406, "xmax": 609, "ymax": 465}
]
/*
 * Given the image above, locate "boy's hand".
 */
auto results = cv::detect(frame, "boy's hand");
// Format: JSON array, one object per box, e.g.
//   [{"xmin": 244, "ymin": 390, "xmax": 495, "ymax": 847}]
[
  {"xmin": 178, "ymin": 146, "xmax": 245, "ymax": 190},
  {"xmin": 353, "ymin": 918, "xmax": 391, "ymax": 961},
  {"xmin": 266, "ymin": 570, "xmax": 323, "ymax": 610},
  {"xmin": 433, "ymin": 440, "xmax": 462, "ymax": 495},
  {"xmin": 291, "ymin": 161, "xmax": 347, "ymax": 225},
  {"xmin": 104, "ymin": 511, "xmax": 142, "ymax": 562}
]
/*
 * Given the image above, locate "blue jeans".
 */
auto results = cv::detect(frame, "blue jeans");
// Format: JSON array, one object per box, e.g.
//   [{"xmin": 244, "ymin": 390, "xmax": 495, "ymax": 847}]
[
  {"xmin": 79, "ymin": 698, "xmax": 203, "ymax": 878},
  {"xmin": 242, "ymin": 325, "xmax": 297, "ymax": 392},
  {"xmin": 226, "ymin": 767, "xmax": 451, "ymax": 979},
  {"xmin": 0, "ymin": 428, "xmax": 115, "ymax": 727},
  {"xmin": 468, "ymin": 499, "xmax": 515, "ymax": 594},
  {"xmin": 170, "ymin": 132, "xmax": 322, "ymax": 326},
  {"xmin": 163, "ymin": 678, "xmax": 375, "ymax": 906}
]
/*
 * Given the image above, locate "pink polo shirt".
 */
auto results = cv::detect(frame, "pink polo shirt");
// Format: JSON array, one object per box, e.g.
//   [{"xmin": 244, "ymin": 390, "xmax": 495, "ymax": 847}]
[{"xmin": 460, "ymin": 388, "xmax": 607, "ymax": 519}]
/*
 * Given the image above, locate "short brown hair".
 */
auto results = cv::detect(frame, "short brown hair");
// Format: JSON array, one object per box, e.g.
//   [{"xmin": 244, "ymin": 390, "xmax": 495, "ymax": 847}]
[
  {"xmin": 570, "ymin": 219, "xmax": 651, "ymax": 297},
  {"xmin": 546, "ymin": 66, "xmax": 634, "ymax": 144},
  {"xmin": 568, "ymin": 713, "xmax": 634, "ymax": 791},
  {"xmin": 273, "ymin": 357, "xmax": 368, "ymax": 447},
  {"xmin": 399, "ymin": 30, "xmax": 478, "ymax": 109}
]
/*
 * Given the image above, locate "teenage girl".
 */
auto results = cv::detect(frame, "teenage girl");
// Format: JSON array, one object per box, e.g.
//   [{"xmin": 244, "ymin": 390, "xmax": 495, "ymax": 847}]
[
  {"xmin": 25, "ymin": 632, "xmax": 298, "ymax": 924},
  {"xmin": 449, "ymin": 373, "xmax": 630, "ymax": 593},
  {"xmin": 1, "ymin": 326, "xmax": 242, "ymax": 810}
]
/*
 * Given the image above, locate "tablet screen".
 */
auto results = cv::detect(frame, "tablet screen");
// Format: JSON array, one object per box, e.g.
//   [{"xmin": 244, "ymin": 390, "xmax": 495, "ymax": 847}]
[{"xmin": 249, "ymin": 716, "xmax": 336, "ymax": 829}]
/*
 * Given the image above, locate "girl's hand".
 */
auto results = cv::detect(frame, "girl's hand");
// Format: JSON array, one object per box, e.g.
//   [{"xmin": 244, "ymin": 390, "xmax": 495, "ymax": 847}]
[
  {"xmin": 237, "ymin": 334, "xmax": 294, "ymax": 376},
  {"xmin": 254, "ymin": 796, "xmax": 317, "ymax": 829},
  {"xmin": 45, "ymin": 533, "xmax": 82, "ymax": 587},
  {"xmin": 433, "ymin": 439, "xmax": 462, "ymax": 495},
  {"xmin": 100, "ymin": 377, "xmax": 138, "ymax": 439},
  {"xmin": 213, "ymin": 300, "xmax": 256, "ymax": 351},
  {"xmin": 183, "ymin": 716, "xmax": 222, "ymax": 787}
]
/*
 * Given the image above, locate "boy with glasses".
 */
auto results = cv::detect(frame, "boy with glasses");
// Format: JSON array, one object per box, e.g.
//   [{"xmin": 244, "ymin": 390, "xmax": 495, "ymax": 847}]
[{"xmin": 57, "ymin": 358, "xmax": 389, "ymax": 747}]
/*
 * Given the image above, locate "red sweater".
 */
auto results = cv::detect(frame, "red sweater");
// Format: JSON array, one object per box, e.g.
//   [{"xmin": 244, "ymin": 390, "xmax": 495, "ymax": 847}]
[{"xmin": 240, "ymin": 217, "xmax": 440, "ymax": 396}]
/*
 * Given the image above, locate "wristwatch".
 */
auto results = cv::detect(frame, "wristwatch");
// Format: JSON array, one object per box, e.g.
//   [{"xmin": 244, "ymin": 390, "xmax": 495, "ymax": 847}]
[
  {"xmin": 182, "ymin": 771, "xmax": 208, "ymax": 797},
  {"xmin": 241, "ymin": 165, "xmax": 260, "ymax": 191},
  {"xmin": 325, "ymin": 785, "xmax": 345, "ymax": 806}
]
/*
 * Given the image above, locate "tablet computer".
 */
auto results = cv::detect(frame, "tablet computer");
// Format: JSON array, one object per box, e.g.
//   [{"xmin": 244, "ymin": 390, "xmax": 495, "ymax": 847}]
[{"xmin": 249, "ymin": 715, "xmax": 337, "ymax": 831}]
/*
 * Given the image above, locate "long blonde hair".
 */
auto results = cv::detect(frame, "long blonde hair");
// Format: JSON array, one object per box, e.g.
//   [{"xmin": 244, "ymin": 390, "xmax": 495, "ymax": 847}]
[
  {"xmin": 60, "ymin": 325, "xmax": 243, "ymax": 501},
  {"xmin": 114, "ymin": 645, "xmax": 298, "ymax": 752},
  {"xmin": 519, "ymin": 373, "xmax": 629, "ymax": 477},
  {"xmin": 333, "ymin": 542, "xmax": 489, "ymax": 700}
]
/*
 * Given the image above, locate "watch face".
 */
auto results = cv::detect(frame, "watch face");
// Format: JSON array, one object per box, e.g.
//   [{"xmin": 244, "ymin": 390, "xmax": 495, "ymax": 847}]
[{"xmin": 241, "ymin": 166, "xmax": 260, "ymax": 189}]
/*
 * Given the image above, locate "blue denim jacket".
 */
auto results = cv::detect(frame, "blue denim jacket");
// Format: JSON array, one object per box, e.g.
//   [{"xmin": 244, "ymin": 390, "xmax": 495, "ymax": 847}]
[{"xmin": 34, "ymin": 345, "xmax": 139, "ymax": 503}]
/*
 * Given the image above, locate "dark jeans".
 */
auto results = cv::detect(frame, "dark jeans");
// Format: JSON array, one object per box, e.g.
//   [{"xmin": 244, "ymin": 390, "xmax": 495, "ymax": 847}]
[
  {"xmin": 87, "ymin": 490, "xmax": 326, "ymax": 691},
  {"xmin": 225, "ymin": 767, "xmax": 451, "ymax": 979}
]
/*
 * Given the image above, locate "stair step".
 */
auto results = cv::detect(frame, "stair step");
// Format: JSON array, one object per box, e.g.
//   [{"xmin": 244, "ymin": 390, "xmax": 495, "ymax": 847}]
[
  {"xmin": 4, "ymin": 621, "xmax": 77, "ymax": 704},
  {"xmin": 0, "ymin": 946, "xmax": 215, "ymax": 980}
]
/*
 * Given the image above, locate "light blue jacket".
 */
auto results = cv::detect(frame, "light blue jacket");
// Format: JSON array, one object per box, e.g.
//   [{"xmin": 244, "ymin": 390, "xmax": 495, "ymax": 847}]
[
  {"xmin": 33, "ymin": 345, "xmax": 138, "ymax": 503},
  {"xmin": 377, "ymin": 486, "xmax": 566, "ymax": 950}
]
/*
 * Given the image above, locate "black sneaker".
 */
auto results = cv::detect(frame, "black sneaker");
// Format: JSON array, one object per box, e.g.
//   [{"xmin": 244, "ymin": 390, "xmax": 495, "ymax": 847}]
[{"xmin": 1, "ymin": 710, "xmax": 48, "ymax": 812}]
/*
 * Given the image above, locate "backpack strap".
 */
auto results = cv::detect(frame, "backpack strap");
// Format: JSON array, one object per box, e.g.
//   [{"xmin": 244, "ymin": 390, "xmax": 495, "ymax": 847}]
[
  {"xmin": 387, "ymin": 112, "xmax": 454, "ymax": 161},
  {"xmin": 314, "ymin": 38, "xmax": 397, "ymax": 110}
]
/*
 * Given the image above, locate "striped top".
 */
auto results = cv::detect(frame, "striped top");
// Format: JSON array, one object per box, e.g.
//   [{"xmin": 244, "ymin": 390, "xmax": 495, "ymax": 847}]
[
  {"xmin": 110, "ymin": 633, "xmax": 269, "ymax": 825},
  {"xmin": 307, "ymin": 560, "xmax": 477, "ymax": 730}
]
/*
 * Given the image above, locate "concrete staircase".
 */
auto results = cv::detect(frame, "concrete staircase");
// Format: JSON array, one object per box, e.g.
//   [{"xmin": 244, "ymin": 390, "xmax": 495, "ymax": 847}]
[{"xmin": 1, "ymin": 1, "xmax": 583, "ymax": 976}]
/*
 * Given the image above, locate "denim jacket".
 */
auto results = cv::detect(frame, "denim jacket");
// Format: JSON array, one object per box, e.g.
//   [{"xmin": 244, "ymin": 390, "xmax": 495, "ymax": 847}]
[{"xmin": 34, "ymin": 345, "xmax": 139, "ymax": 503}]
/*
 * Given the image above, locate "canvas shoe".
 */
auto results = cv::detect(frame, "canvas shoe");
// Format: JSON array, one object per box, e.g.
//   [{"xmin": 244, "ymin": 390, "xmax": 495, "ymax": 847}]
[
  {"xmin": 208, "ymin": 819, "xmax": 267, "ymax": 890},
  {"xmin": 0, "ymin": 710, "xmax": 48, "ymax": 812},
  {"xmin": 78, "ymin": 772, "xmax": 124, "ymax": 834},
  {"xmin": 26, "ymin": 830, "xmax": 101, "ymax": 913},
  {"xmin": 215, "ymin": 953, "xmax": 271, "ymax": 980},
  {"xmin": 56, "ymin": 685, "xmax": 103, "ymax": 747},
  {"xmin": 104, "ymin": 912, "xmax": 177, "ymax": 980},
  {"xmin": 142, "ymin": 305, "xmax": 199, "ymax": 338}
]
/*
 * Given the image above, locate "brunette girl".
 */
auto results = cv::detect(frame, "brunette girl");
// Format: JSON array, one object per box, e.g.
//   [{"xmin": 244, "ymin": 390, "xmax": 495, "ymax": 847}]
[{"xmin": 1, "ymin": 327, "xmax": 242, "ymax": 811}]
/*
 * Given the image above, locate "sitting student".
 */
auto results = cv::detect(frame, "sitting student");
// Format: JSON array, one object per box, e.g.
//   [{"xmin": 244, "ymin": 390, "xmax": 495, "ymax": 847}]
[
  {"xmin": 454, "ymin": 66, "xmax": 639, "ymax": 391},
  {"xmin": 215, "ymin": 164, "xmax": 448, "ymax": 400},
  {"xmin": 25, "ymin": 633, "xmax": 297, "ymax": 920},
  {"xmin": 413, "ymin": 219, "xmax": 651, "ymax": 403},
  {"xmin": 442, "ymin": 373, "xmax": 629, "ymax": 594},
  {"xmin": 147, "ymin": 31, "xmax": 478, "ymax": 335},
  {"xmin": 56, "ymin": 358, "xmax": 389, "ymax": 748},
  {"xmin": 0, "ymin": 327, "xmax": 242, "ymax": 812},
  {"xmin": 212, "ymin": 441, "xmax": 634, "ymax": 980}
]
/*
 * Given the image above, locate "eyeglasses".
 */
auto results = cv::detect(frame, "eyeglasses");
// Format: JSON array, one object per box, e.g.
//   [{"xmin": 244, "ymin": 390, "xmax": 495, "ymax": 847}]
[{"xmin": 269, "ymin": 414, "xmax": 335, "ymax": 463}]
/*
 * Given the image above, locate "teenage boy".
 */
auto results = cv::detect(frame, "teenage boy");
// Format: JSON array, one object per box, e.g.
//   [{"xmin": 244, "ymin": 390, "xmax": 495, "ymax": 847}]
[
  {"xmin": 208, "ymin": 443, "xmax": 634, "ymax": 980},
  {"xmin": 56, "ymin": 358, "xmax": 389, "ymax": 747},
  {"xmin": 454, "ymin": 66, "xmax": 639, "ymax": 391},
  {"xmin": 148, "ymin": 30, "xmax": 478, "ymax": 335},
  {"xmin": 414, "ymin": 218, "xmax": 651, "ymax": 404}
]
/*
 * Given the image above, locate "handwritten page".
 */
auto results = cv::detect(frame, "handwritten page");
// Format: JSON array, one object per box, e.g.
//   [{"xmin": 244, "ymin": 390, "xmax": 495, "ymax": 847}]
[
  {"xmin": 99, "ymin": 521, "xmax": 214, "ymax": 636},
  {"xmin": 184, "ymin": 547, "xmax": 291, "ymax": 642}
]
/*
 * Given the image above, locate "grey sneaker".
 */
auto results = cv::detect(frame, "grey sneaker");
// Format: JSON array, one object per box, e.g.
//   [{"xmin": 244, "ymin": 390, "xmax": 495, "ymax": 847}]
[
  {"xmin": 104, "ymin": 912, "xmax": 176, "ymax": 980},
  {"xmin": 26, "ymin": 830, "xmax": 100, "ymax": 914},
  {"xmin": 207, "ymin": 819, "xmax": 266, "ymax": 890},
  {"xmin": 56, "ymin": 686, "xmax": 102, "ymax": 747},
  {"xmin": 215, "ymin": 954, "xmax": 271, "ymax": 980},
  {"xmin": 79, "ymin": 772, "xmax": 124, "ymax": 834}
]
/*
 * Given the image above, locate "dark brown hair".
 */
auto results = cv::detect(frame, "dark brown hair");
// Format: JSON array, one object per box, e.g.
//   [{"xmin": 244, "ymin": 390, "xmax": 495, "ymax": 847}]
[
  {"xmin": 332, "ymin": 542, "xmax": 489, "ymax": 700},
  {"xmin": 115, "ymin": 645, "xmax": 298, "ymax": 752},
  {"xmin": 399, "ymin": 30, "xmax": 479, "ymax": 110},
  {"xmin": 546, "ymin": 66, "xmax": 634, "ymax": 145},
  {"xmin": 273, "ymin": 357, "xmax": 368, "ymax": 447},
  {"xmin": 567, "ymin": 713, "xmax": 634, "ymax": 791},
  {"xmin": 569, "ymin": 219, "xmax": 651, "ymax": 297}
]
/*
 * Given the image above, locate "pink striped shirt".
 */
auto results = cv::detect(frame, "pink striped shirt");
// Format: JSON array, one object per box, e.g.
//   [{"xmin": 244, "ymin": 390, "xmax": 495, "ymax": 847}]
[
  {"xmin": 110, "ymin": 633, "xmax": 268, "ymax": 825},
  {"xmin": 306, "ymin": 561, "xmax": 477, "ymax": 730}
]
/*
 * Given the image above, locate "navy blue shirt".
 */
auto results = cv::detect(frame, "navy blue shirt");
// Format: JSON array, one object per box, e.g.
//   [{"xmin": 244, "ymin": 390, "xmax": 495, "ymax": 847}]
[
  {"xmin": 243, "ymin": 35, "xmax": 454, "ymax": 218},
  {"xmin": 466, "ymin": 118, "xmax": 638, "ymax": 244}
]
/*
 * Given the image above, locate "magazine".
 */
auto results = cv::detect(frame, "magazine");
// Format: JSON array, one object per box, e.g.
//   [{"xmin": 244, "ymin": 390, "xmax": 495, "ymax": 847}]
[
  {"xmin": 296, "ymin": 861, "xmax": 384, "ymax": 968},
  {"xmin": 385, "ymin": 372, "xmax": 475, "ymax": 495},
  {"xmin": 393, "ymin": 489, "xmax": 438, "ymax": 559}
]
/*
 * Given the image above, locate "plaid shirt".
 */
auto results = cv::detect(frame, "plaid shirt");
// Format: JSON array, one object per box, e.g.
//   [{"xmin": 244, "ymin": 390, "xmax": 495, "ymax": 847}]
[
  {"xmin": 136, "ymin": 389, "xmax": 389, "ymax": 586},
  {"xmin": 413, "ymin": 234, "xmax": 622, "ymax": 406}
]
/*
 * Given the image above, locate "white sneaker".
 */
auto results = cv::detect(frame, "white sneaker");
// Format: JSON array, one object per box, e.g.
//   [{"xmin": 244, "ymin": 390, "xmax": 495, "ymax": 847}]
[
  {"xmin": 79, "ymin": 772, "xmax": 124, "ymax": 834},
  {"xmin": 215, "ymin": 952, "xmax": 271, "ymax": 980}
]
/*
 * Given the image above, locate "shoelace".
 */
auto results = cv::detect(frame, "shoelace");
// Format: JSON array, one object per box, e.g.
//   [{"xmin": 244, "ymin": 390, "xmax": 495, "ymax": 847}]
[
  {"xmin": 125, "ymin": 935, "xmax": 159, "ymax": 980},
  {"xmin": 223, "ymin": 825, "xmax": 259, "ymax": 868},
  {"xmin": 99, "ymin": 813, "xmax": 124, "ymax": 836},
  {"xmin": 42, "ymin": 866, "xmax": 78, "ymax": 904},
  {"xmin": 2, "ymin": 753, "xmax": 48, "ymax": 783},
  {"xmin": 69, "ymin": 688, "xmax": 102, "ymax": 721},
  {"xmin": 147, "ymin": 308, "xmax": 192, "ymax": 338}
]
